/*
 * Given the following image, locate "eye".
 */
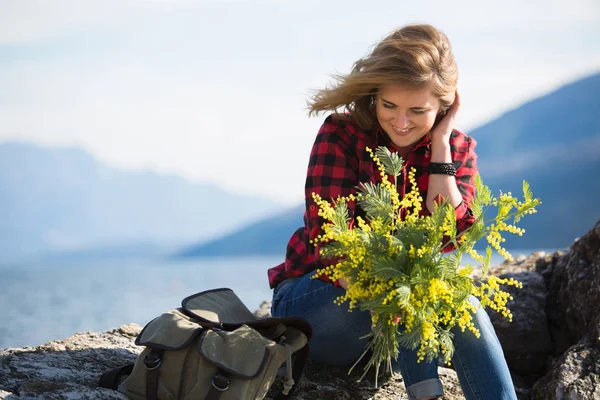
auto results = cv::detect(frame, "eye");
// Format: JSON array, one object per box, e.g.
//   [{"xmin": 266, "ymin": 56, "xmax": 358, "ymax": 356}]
[
  {"xmin": 382, "ymin": 103, "xmax": 395, "ymax": 109},
  {"xmin": 411, "ymin": 109, "xmax": 427, "ymax": 115}
]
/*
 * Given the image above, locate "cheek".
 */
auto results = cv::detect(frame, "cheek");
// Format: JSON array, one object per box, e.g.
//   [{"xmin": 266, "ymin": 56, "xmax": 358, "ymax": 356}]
[
  {"xmin": 376, "ymin": 106, "xmax": 393, "ymax": 122},
  {"xmin": 415, "ymin": 113, "xmax": 437, "ymax": 129}
]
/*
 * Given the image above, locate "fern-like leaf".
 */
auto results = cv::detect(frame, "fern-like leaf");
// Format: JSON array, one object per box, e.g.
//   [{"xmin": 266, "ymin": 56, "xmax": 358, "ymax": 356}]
[
  {"xmin": 522, "ymin": 180, "xmax": 532, "ymax": 203},
  {"xmin": 475, "ymin": 174, "xmax": 492, "ymax": 207},
  {"xmin": 356, "ymin": 182, "xmax": 395, "ymax": 221},
  {"xmin": 438, "ymin": 329, "xmax": 455, "ymax": 361},
  {"xmin": 375, "ymin": 146, "xmax": 404, "ymax": 177},
  {"xmin": 394, "ymin": 282, "xmax": 411, "ymax": 306},
  {"xmin": 397, "ymin": 324, "xmax": 423, "ymax": 350},
  {"xmin": 371, "ymin": 257, "xmax": 407, "ymax": 281},
  {"xmin": 482, "ymin": 246, "xmax": 493, "ymax": 277},
  {"xmin": 330, "ymin": 200, "xmax": 350, "ymax": 231}
]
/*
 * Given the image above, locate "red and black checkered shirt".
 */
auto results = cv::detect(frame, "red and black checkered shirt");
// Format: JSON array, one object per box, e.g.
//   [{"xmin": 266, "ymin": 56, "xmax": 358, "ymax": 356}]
[{"xmin": 267, "ymin": 113, "xmax": 478, "ymax": 289}]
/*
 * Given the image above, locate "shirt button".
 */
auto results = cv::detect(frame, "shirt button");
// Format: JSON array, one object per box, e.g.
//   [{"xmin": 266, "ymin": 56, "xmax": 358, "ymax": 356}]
[{"xmin": 309, "ymin": 205, "xmax": 316, "ymax": 211}]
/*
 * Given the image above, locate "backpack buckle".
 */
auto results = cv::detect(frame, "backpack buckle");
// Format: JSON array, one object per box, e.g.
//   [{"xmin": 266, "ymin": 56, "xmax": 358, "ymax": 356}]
[
  {"xmin": 212, "ymin": 372, "xmax": 230, "ymax": 391},
  {"xmin": 143, "ymin": 350, "xmax": 162, "ymax": 371}
]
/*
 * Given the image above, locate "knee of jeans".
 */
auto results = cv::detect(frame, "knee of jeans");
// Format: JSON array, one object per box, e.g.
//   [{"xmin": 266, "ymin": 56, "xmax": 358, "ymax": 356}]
[
  {"xmin": 464, "ymin": 294, "xmax": 501, "ymax": 343},
  {"xmin": 271, "ymin": 283, "xmax": 289, "ymax": 317},
  {"xmin": 467, "ymin": 294, "xmax": 481, "ymax": 307},
  {"xmin": 273, "ymin": 278, "xmax": 295, "ymax": 301}
]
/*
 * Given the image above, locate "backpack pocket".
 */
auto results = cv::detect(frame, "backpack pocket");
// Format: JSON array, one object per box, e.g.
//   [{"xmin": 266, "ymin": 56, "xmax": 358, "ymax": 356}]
[
  {"xmin": 180, "ymin": 324, "xmax": 282, "ymax": 400},
  {"xmin": 122, "ymin": 309, "xmax": 204, "ymax": 399}
]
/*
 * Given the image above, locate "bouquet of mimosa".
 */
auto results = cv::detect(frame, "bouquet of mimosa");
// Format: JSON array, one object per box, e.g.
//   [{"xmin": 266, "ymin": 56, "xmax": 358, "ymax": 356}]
[{"xmin": 311, "ymin": 146, "xmax": 541, "ymax": 386}]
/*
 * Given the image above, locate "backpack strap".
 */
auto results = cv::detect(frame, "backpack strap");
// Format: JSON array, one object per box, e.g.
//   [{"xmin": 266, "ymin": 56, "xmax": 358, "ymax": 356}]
[
  {"xmin": 143, "ymin": 348, "xmax": 163, "ymax": 400},
  {"xmin": 98, "ymin": 363, "xmax": 134, "ymax": 390},
  {"xmin": 260, "ymin": 323, "xmax": 287, "ymax": 340},
  {"xmin": 98, "ymin": 349, "xmax": 163, "ymax": 400},
  {"xmin": 273, "ymin": 343, "xmax": 309, "ymax": 400}
]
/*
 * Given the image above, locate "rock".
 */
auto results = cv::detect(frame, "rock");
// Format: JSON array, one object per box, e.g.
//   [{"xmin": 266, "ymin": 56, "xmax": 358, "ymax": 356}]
[
  {"xmin": 0, "ymin": 391, "xmax": 15, "ymax": 400},
  {"xmin": 484, "ymin": 220, "xmax": 600, "ymax": 399},
  {"xmin": 0, "ymin": 321, "xmax": 462, "ymax": 400},
  {"xmin": 543, "ymin": 222, "xmax": 600, "ymax": 353},
  {"xmin": 0, "ymin": 325, "xmax": 142, "ymax": 399},
  {"xmin": 267, "ymin": 361, "xmax": 464, "ymax": 400},
  {"xmin": 487, "ymin": 270, "xmax": 553, "ymax": 375},
  {"xmin": 529, "ymin": 220, "xmax": 600, "ymax": 400},
  {"xmin": 255, "ymin": 300, "xmax": 273, "ymax": 319},
  {"xmin": 531, "ymin": 323, "xmax": 600, "ymax": 400}
]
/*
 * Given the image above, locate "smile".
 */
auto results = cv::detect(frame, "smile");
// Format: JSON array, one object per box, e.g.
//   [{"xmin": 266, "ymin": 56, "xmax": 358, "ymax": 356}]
[{"xmin": 392, "ymin": 125, "xmax": 413, "ymax": 134}]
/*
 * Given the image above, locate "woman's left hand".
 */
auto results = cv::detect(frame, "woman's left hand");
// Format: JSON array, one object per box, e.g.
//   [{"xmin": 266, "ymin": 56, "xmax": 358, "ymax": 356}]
[{"xmin": 430, "ymin": 90, "xmax": 461, "ymax": 145}]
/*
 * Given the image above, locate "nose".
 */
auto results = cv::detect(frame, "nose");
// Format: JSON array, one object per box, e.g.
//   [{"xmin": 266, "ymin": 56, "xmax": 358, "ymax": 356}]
[{"xmin": 395, "ymin": 112, "xmax": 410, "ymax": 128}]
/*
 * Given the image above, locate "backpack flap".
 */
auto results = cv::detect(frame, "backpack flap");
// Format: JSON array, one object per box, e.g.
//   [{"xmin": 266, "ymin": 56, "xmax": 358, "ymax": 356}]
[
  {"xmin": 279, "ymin": 326, "xmax": 308, "ymax": 353},
  {"xmin": 136, "ymin": 310, "xmax": 203, "ymax": 350},
  {"xmin": 182, "ymin": 288, "xmax": 257, "ymax": 325},
  {"xmin": 198, "ymin": 324, "xmax": 275, "ymax": 379}
]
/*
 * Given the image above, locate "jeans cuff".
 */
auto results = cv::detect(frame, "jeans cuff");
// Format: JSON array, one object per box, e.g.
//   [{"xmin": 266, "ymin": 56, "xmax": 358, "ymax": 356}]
[{"xmin": 407, "ymin": 378, "xmax": 444, "ymax": 399}]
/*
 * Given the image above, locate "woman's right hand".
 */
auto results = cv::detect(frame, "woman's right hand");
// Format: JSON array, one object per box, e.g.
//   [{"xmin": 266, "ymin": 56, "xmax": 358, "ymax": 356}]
[
  {"xmin": 370, "ymin": 310, "xmax": 402, "ymax": 328},
  {"xmin": 338, "ymin": 276, "xmax": 350, "ymax": 290}
]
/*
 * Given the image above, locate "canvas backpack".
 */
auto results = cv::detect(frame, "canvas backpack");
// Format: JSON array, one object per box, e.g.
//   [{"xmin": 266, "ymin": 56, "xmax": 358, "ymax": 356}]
[{"xmin": 99, "ymin": 288, "xmax": 312, "ymax": 400}]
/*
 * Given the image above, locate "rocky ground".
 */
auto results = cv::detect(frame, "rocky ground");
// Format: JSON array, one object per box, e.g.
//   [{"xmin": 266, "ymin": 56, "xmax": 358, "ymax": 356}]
[
  {"xmin": 1, "ymin": 220, "xmax": 599, "ymax": 399},
  {"xmin": 0, "ymin": 325, "xmax": 141, "ymax": 399}
]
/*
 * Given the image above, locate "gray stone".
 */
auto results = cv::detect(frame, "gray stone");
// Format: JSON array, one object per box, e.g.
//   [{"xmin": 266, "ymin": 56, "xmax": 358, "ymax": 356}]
[
  {"xmin": 543, "ymin": 222, "xmax": 600, "ymax": 354},
  {"xmin": 268, "ymin": 362, "xmax": 464, "ymax": 400},
  {"xmin": 484, "ymin": 220, "xmax": 600, "ymax": 399},
  {"xmin": 529, "ymin": 220, "xmax": 600, "ymax": 400},
  {"xmin": 531, "ymin": 323, "xmax": 600, "ymax": 400},
  {"xmin": 255, "ymin": 300, "xmax": 273, "ymax": 319},
  {"xmin": 0, "ymin": 325, "xmax": 142, "ymax": 399},
  {"xmin": 487, "ymin": 270, "xmax": 553, "ymax": 375}
]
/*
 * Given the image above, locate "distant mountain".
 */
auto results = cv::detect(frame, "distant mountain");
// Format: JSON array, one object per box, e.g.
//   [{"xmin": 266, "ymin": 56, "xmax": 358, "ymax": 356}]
[
  {"xmin": 472, "ymin": 72, "xmax": 600, "ymax": 248},
  {"xmin": 175, "ymin": 72, "xmax": 600, "ymax": 257},
  {"xmin": 472, "ymin": 73, "xmax": 600, "ymax": 156},
  {"xmin": 175, "ymin": 205, "xmax": 304, "ymax": 258},
  {"xmin": 0, "ymin": 142, "xmax": 283, "ymax": 264}
]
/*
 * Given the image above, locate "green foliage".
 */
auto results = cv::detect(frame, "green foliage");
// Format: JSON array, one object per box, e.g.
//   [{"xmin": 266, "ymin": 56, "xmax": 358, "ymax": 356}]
[
  {"xmin": 375, "ymin": 146, "xmax": 404, "ymax": 177},
  {"xmin": 313, "ymin": 148, "xmax": 541, "ymax": 386},
  {"xmin": 482, "ymin": 246, "xmax": 493, "ymax": 277},
  {"xmin": 356, "ymin": 182, "xmax": 395, "ymax": 222},
  {"xmin": 397, "ymin": 324, "xmax": 423, "ymax": 350},
  {"xmin": 438, "ymin": 329, "xmax": 455, "ymax": 360},
  {"xmin": 394, "ymin": 282, "xmax": 411, "ymax": 306},
  {"xmin": 331, "ymin": 200, "xmax": 350, "ymax": 231},
  {"xmin": 371, "ymin": 257, "xmax": 409, "ymax": 281}
]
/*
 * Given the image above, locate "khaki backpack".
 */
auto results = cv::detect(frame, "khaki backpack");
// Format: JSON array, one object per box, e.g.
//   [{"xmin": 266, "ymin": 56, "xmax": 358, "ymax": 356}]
[{"xmin": 99, "ymin": 288, "xmax": 312, "ymax": 400}]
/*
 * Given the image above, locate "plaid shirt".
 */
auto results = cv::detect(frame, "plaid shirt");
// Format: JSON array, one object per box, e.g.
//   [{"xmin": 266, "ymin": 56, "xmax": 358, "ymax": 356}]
[{"xmin": 268, "ymin": 113, "xmax": 478, "ymax": 289}]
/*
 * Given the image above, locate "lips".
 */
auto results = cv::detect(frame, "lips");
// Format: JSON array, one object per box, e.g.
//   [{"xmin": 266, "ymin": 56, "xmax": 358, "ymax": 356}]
[{"xmin": 391, "ymin": 125, "xmax": 413, "ymax": 136}]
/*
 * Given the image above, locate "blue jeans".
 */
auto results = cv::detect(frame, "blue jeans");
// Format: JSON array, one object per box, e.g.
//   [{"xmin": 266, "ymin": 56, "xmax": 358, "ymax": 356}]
[{"xmin": 271, "ymin": 273, "xmax": 517, "ymax": 400}]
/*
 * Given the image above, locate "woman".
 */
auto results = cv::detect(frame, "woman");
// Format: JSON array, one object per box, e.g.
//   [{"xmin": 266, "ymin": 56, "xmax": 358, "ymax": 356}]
[{"xmin": 267, "ymin": 24, "xmax": 517, "ymax": 400}]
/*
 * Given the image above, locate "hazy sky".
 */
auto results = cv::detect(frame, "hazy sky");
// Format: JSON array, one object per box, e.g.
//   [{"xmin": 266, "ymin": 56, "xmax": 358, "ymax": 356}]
[{"xmin": 1, "ymin": 0, "xmax": 599, "ymax": 205}]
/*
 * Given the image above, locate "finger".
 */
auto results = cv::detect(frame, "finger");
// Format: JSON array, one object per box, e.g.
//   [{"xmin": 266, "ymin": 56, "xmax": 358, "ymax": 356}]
[{"xmin": 445, "ymin": 94, "xmax": 460, "ymax": 119}]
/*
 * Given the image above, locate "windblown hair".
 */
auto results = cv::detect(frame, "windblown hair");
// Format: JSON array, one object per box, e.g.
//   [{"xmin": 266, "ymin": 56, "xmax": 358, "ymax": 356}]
[{"xmin": 308, "ymin": 24, "xmax": 458, "ymax": 129}]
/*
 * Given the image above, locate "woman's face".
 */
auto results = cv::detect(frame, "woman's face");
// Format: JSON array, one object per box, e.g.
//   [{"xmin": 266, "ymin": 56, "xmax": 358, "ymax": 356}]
[{"xmin": 375, "ymin": 84, "xmax": 441, "ymax": 148}]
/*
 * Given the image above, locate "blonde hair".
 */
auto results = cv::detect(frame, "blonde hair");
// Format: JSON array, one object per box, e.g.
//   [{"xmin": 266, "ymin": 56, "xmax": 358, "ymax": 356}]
[{"xmin": 308, "ymin": 24, "xmax": 458, "ymax": 129}]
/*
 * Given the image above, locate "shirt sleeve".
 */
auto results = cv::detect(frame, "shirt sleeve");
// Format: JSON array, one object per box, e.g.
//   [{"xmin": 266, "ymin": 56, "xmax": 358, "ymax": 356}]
[
  {"xmin": 305, "ymin": 116, "xmax": 359, "ymax": 286},
  {"xmin": 453, "ymin": 135, "xmax": 478, "ymax": 235}
]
